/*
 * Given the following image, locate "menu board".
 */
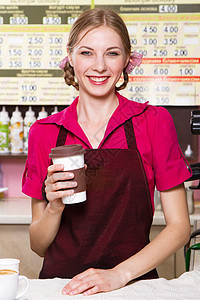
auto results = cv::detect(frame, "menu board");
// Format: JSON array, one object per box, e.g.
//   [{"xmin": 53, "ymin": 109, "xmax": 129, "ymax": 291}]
[
  {"xmin": 0, "ymin": 0, "xmax": 90, "ymax": 105},
  {"xmin": 0, "ymin": 0, "xmax": 200, "ymax": 105},
  {"xmin": 98, "ymin": 0, "xmax": 200, "ymax": 106}
]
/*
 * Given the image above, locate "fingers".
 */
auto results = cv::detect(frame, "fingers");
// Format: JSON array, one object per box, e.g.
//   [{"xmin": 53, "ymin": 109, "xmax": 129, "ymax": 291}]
[
  {"xmin": 46, "ymin": 188, "xmax": 75, "ymax": 203},
  {"xmin": 46, "ymin": 172, "xmax": 76, "ymax": 191},
  {"xmin": 47, "ymin": 164, "xmax": 75, "ymax": 184},
  {"xmin": 62, "ymin": 268, "xmax": 110, "ymax": 296},
  {"xmin": 62, "ymin": 279, "xmax": 100, "ymax": 296},
  {"xmin": 61, "ymin": 267, "xmax": 127, "ymax": 296},
  {"xmin": 45, "ymin": 180, "xmax": 77, "ymax": 202},
  {"xmin": 45, "ymin": 164, "xmax": 77, "ymax": 202},
  {"xmin": 47, "ymin": 164, "xmax": 64, "ymax": 178},
  {"xmin": 83, "ymin": 285, "xmax": 100, "ymax": 296}
]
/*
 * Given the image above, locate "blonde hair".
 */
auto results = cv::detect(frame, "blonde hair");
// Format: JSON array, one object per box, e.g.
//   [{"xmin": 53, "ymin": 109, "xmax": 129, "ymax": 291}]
[{"xmin": 63, "ymin": 8, "xmax": 131, "ymax": 91}]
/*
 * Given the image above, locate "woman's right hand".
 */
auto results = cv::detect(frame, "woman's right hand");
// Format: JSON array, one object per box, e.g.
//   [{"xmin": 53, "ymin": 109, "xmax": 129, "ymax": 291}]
[{"xmin": 45, "ymin": 164, "xmax": 77, "ymax": 211}]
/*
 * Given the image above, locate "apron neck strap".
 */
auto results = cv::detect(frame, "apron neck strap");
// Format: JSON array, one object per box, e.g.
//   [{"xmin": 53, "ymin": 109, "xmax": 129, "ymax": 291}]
[
  {"xmin": 56, "ymin": 125, "xmax": 68, "ymax": 147},
  {"xmin": 56, "ymin": 119, "xmax": 137, "ymax": 150},
  {"xmin": 124, "ymin": 118, "xmax": 137, "ymax": 149}
]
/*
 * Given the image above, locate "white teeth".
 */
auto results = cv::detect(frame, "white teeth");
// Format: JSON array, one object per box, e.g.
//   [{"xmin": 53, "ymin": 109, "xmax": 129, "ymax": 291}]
[{"xmin": 90, "ymin": 76, "xmax": 107, "ymax": 82}]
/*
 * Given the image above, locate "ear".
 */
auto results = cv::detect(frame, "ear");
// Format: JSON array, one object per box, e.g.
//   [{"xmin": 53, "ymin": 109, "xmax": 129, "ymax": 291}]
[
  {"xmin": 67, "ymin": 48, "xmax": 74, "ymax": 67},
  {"xmin": 124, "ymin": 55, "xmax": 130, "ymax": 69}
]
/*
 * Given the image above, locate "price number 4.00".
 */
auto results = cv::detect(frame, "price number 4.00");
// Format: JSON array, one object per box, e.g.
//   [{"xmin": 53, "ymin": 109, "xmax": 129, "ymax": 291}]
[{"xmin": 159, "ymin": 5, "xmax": 178, "ymax": 13}]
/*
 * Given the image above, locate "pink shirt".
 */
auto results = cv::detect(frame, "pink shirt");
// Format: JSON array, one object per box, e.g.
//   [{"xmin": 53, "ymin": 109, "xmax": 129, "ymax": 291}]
[{"xmin": 22, "ymin": 92, "xmax": 192, "ymax": 208}]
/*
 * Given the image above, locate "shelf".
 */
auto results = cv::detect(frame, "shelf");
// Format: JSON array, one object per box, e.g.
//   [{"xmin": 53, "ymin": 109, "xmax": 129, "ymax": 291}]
[{"xmin": 0, "ymin": 153, "xmax": 27, "ymax": 158}]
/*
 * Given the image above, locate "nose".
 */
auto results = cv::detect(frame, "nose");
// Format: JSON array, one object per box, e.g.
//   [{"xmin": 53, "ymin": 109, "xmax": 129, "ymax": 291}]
[{"xmin": 92, "ymin": 55, "xmax": 107, "ymax": 73}]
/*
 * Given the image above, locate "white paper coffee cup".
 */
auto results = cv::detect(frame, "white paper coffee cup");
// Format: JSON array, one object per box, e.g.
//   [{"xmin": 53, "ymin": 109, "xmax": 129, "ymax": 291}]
[{"xmin": 49, "ymin": 144, "xmax": 86, "ymax": 204}]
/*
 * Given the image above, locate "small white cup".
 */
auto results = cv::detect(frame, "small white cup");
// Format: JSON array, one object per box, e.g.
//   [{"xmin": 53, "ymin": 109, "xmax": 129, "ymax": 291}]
[
  {"xmin": 0, "ymin": 269, "xmax": 29, "ymax": 300},
  {"xmin": 0, "ymin": 259, "xmax": 20, "ymax": 272}
]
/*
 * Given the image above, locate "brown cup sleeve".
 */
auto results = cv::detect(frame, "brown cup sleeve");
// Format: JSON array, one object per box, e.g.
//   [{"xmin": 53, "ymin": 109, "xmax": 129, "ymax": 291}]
[{"xmin": 68, "ymin": 167, "xmax": 86, "ymax": 194}]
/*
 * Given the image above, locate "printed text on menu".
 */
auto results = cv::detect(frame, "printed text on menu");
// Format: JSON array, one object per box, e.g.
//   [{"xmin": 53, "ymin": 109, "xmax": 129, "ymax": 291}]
[{"xmin": 0, "ymin": 0, "xmax": 199, "ymax": 105}]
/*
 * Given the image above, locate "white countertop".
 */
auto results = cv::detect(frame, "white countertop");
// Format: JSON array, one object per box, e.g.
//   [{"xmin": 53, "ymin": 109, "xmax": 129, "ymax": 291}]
[
  {"xmin": 20, "ymin": 271, "xmax": 200, "ymax": 300},
  {"xmin": 0, "ymin": 197, "xmax": 200, "ymax": 225},
  {"xmin": 0, "ymin": 197, "xmax": 31, "ymax": 224}
]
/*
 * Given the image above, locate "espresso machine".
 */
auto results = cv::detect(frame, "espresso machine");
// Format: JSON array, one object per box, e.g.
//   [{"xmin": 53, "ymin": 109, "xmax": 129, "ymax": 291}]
[
  {"xmin": 187, "ymin": 110, "xmax": 200, "ymax": 187},
  {"xmin": 184, "ymin": 110, "xmax": 200, "ymax": 271}
]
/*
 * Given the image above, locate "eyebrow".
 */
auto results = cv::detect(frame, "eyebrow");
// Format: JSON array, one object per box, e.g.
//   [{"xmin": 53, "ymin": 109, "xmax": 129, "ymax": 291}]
[{"xmin": 78, "ymin": 46, "xmax": 122, "ymax": 51}]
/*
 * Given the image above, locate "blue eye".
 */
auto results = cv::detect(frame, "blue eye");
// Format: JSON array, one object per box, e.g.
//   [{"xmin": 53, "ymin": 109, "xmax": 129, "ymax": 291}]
[
  {"xmin": 81, "ymin": 51, "xmax": 91, "ymax": 55},
  {"xmin": 108, "ymin": 52, "xmax": 119, "ymax": 56}
]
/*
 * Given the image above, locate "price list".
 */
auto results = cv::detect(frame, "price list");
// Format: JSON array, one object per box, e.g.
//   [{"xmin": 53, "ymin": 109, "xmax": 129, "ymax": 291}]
[
  {"xmin": 98, "ymin": 0, "xmax": 200, "ymax": 105},
  {"xmin": 0, "ymin": 0, "xmax": 200, "ymax": 106},
  {"xmin": 0, "ymin": 0, "xmax": 90, "ymax": 105}
]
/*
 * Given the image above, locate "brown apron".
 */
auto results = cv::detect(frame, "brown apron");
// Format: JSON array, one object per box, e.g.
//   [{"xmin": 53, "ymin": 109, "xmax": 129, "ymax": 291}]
[{"xmin": 40, "ymin": 118, "xmax": 158, "ymax": 280}]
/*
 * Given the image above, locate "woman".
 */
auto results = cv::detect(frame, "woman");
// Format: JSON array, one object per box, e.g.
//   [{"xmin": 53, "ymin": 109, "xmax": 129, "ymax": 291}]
[{"xmin": 22, "ymin": 8, "xmax": 192, "ymax": 296}]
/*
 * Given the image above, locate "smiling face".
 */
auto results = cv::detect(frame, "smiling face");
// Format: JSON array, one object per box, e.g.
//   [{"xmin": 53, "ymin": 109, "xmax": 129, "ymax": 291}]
[{"xmin": 68, "ymin": 26, "xmax": 129, "ymax": 100}]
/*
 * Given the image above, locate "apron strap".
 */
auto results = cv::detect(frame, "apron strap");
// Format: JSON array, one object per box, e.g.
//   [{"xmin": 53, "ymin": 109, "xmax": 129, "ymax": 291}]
[
  {"xmin": 56, "ymin": 119, "xmax": 137, "ymax": 149},
  {"xmin": 56, "ymin": 125, "xmax": 68, "ymax": 147},
  {"xmin": 42, "ymin": 125, "xmax": 68, "ymax": 202},
  {"xmin": 124, "ymin": 118, "xmax": 137, "ymax": 149}
]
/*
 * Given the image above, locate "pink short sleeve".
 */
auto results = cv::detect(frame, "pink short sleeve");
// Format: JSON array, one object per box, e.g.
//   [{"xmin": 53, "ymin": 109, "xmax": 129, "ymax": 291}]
[
  {"xmin": 150, "ymin": 107, "xmax": 192, "ymax": 191},
  {"xmin": 22, "ymin": 122, "xmax": 57, "ymax": 200}
]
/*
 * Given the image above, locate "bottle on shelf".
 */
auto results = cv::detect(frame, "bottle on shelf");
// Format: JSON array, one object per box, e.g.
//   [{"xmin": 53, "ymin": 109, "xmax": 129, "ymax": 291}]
[
  {"xmin": 0, "ymin": 106, "xmax": 10, "ymax": 154},
  {"xmin": 0, "ymin": 163, "xmax": 3, "ymax": 188},
  {"xmin": 23, "ymin": 106, "xmax": 36, "ymax": 154},
  {"xmin": 51, "ymin": 106, "xmax": 58, "ymax": 115},
  {"xmin": 10, "ymin": 106, "xmax": 24, "ymax": 154},
  {"xmin": 0, "ymin": 163, "xmax": 8, "ymax": 195},
  {"xmin": 184, "ymin": 144, "xmax": 193, "ymax": 158},
  {"xmin": 37, "ymin": 106, "xmax": 48, "ymax": 120}
]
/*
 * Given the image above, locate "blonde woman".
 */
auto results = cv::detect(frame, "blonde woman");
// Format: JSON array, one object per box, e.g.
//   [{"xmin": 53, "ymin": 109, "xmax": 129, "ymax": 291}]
[{"xmin": 22, "ymin": 8, "xmax": 191, "ymax": 296}]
